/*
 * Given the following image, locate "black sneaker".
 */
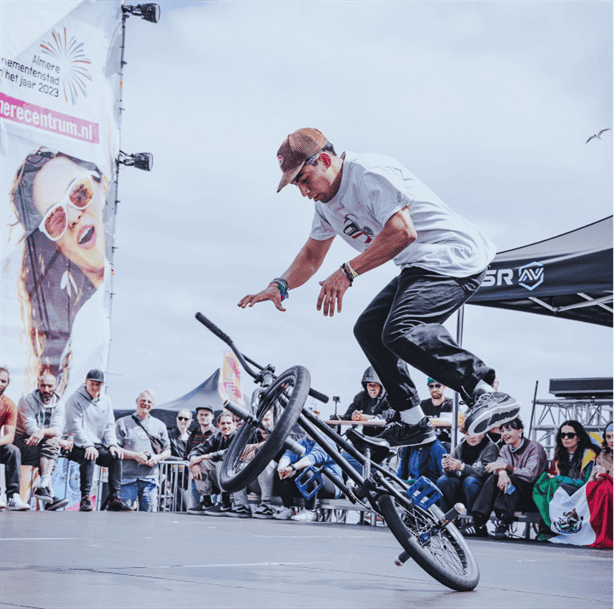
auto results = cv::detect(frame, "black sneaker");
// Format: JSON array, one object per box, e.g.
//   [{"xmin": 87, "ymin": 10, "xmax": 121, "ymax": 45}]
[
  {"xmin": 80, "ymin": 496, "xmax": 93, "ymax": 512},
  {"xmin": 188, "ymin": 497, "xmax": 214, "ymax": 514},
  {"xmin": 465, "ymin": 392, "xmax": 521, "ymax": 435},
  {"xmin": 204, "ymin": 502, "xmax": 232, "ymax": 516},
  {"xmin": 253, "ymin": 503, "xmax": 275, "ymax": 519},
  {"xmin": 462, "ymin": 524, "xmax": 489, "ymax": 538},
  {"xmin": 33, "ymin": 486, "xmax": 54, "ymax": 504},
  {"xmin": 493, "ymin": 522, "xmax": 511, "ymax": 539},
  {"xmin": 106, "ymin": 496, "xmax": 133, "ymax": 512},
  {"xmin": 45, "ymin": 497, "xmax": 69, "ymax": 511},
  {"xmin": 226, "ymin": 504, "xmax": 252, "ymax": 518},
  {"xmin": 376, "ymin": 416, "xmax": 436, "ymax": 447}
]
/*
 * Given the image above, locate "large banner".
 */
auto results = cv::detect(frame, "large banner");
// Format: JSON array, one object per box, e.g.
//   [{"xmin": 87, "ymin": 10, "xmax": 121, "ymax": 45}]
[{"xmin": 1, "ymin": 1, "xmax": 123, "ymax": 399}]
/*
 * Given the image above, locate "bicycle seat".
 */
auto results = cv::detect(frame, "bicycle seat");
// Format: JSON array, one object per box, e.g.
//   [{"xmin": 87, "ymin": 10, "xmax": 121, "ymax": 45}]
[{"xmin": 345, "ymin": 429, "xmax": 391, "ymax": 464}]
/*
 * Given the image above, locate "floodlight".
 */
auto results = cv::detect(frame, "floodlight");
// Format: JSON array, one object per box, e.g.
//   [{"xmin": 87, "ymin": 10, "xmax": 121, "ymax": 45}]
[
  {"xmin": 122, "ymin": 3, "xmax": 161, "ymax": 24},
  {"xmin": 118, "ymin": 151, "xmax": 153, "ymax": 171}
]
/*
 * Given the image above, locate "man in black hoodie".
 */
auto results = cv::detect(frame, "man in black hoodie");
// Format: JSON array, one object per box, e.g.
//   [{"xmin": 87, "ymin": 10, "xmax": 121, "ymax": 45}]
[{"xmin": 340, "ymin": 367, "xmax": 390, "ymax": 437}]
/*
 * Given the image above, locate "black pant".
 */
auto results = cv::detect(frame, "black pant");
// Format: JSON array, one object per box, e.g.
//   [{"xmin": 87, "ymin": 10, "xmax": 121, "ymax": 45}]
[
  {"xmin": 353, "ymin": 267, "xmax": 495, "ymax": 411},
  {"xmin": 66, "ymin": 444, "xmax": 122, "ymax": 498},
  {"xmin": 275, "ymin": 473, "xmax": 337, "ymax": 510},
  {"xmin": 471, "ymin": 474, "xmax": 537, "ymax": 526},
  {"xmin": 0, "ymin": 444, "xmax": 21, "ymax": 497}
]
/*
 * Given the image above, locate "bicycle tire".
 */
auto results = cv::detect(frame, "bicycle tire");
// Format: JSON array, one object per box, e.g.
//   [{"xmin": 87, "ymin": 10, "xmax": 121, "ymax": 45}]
[
  {"xmin": 220, "ymin": 365, "xmax": 310, "ymax": 493},
  {"xmin": 378, "ymin": 494, "xmax": 479, "ymax": 591}
]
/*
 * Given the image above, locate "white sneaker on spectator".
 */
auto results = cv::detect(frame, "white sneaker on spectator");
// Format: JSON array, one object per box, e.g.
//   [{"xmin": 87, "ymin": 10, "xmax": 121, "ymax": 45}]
[
  {"xmin": 7, "ymin": 493, "xmax": 30, "ymax": 511},
  {"xmin": 291, "ymin": 508, "xmax": 315, "ymax": 522},
  {"xmin": 0, "ymin": 496, "xmax": 6, "ymax": 510},
  {"xmin": 274, "ymin": 507, "xmax": 295, "ymax": 520}
]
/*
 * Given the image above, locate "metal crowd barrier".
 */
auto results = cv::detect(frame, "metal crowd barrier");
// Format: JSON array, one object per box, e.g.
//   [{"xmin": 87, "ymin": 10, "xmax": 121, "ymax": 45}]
[{"xmin": 156, "ymin": 460, "xmax": 192, "ymax": 512}]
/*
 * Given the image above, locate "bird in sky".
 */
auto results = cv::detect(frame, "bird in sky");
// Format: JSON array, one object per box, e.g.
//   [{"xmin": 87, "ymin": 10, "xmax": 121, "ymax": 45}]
[{"xmin": 585, "ymin": 128, "xmax": 611, "ymax": 144}]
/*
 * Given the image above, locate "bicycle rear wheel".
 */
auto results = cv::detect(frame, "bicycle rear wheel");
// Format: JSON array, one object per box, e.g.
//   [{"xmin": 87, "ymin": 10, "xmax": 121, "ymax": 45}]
[
  {"xmin": 220, "ymin": 365, "xmax": 310, "ymax": 493},
  {"xmin": 378, "ymin": 494, "xmax": 479, "ymax": 591}
]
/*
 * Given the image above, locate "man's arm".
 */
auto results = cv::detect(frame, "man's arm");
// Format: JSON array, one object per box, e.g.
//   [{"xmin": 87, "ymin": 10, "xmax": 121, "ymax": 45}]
[
  {"xmin": 238, "ymin": 236, "xmax": 335, "ymax": 311},
  {"xmin": 0, "ymin": 424, "xmax": 16, "ymax": 446},
  {"xmin": 317, "ymin": 207, "xmax": 416, "ymax": 317}
]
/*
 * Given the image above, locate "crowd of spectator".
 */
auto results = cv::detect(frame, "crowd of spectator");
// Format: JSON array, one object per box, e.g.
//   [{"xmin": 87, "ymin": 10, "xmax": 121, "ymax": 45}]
[{"xmin": 0, "ymin": 364, "xmax": 611, "ymax": 548}]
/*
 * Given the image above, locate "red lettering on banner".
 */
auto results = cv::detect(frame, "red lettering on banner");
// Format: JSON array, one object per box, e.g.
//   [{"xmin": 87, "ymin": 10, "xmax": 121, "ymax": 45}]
[{"xmin": 0, "ymin": 92, "xmax": 99, "ymax": 143}]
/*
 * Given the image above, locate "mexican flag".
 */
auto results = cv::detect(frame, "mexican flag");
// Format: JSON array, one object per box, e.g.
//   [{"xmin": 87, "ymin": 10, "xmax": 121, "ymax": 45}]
[{"xmin": 533, "ymin": 473, "xmax": 613, "ymax": 548}]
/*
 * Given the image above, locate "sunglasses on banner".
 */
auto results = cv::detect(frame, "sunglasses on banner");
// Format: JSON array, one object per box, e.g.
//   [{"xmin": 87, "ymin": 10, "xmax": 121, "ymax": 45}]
[
  {"xmin": 428, "ymin": 383, "xmax": 442, "ymax": 389},
  {"xmin": 38, "ymin": 172, "xmax": 97, "ymax": 241}
]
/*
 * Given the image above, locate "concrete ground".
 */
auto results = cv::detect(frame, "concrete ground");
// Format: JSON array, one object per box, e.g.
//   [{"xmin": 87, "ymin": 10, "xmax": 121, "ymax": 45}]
[{"xmin": 0, "ymin": 511, "xmax": 612, "ymax": 609}]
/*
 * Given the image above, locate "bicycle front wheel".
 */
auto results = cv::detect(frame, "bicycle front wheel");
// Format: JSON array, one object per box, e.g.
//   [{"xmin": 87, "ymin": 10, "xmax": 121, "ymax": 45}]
[
  {"xmin": 378, "ymin": 494, "xmax": 479, "ymax": 591},
  {"xmin": 220, "ymin": 365, "xmax": 310, "ymax": 493}
]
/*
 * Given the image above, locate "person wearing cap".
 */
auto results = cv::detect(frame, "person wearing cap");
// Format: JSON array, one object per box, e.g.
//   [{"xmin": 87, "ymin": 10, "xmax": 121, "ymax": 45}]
[
  {"xmin": 184, "ymin": 404, "xmax": 216, "ymax": 509},
  {"xmin": 115, "ymin": 390, "xmax": 171, "ymax": 511},
  {"xmin": 421, "ymin": 378, "xmax": 453, "ymax": 448},
  {"xmin": 64, "ymin": 369, "xmax": 131, "ymax": 511},
  {"xmin": 13, "ymin": 373, "xmax": 71, "ymax": 511},
  {"xmin": 239, "ymin": 127, "xmax": 520, "ymax": 447}
]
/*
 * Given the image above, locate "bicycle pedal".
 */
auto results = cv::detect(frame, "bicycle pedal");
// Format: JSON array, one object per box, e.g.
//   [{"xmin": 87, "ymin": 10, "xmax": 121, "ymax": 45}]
[
  {"xmin": 294, "ymin": 466, "xmax": 324, "ymax": 500},
  {"xmin": 406, "ymin": 476, "xmax": 443, "ymax": 510}
]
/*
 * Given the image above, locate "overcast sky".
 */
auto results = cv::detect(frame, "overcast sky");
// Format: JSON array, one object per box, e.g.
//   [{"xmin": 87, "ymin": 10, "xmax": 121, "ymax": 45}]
[{"xmin": 106, "ymin": 1, "xmax": 613, "ymax": 424}]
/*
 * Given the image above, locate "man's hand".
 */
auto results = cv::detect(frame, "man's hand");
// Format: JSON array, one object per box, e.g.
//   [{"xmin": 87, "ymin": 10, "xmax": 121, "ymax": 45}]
[
  {"xmin": 317, "ymin": 268, "xmax": 351, "ymax": 317},
  {"xmin": 442, "ymin": 456, "xmax": 462, "ymax": 472},
  {"xmin": 110, "ymin": 446, "xmax": 123, "ymax": 459},
  {"xmin": 134, "ymin": 451, "xmax": 150, "ymax": 465},
  {"xmin": 58, "ymin": 438, "xmax": 73, "ymax": 452},
  {"xmin": 238, "ymin": 285, "xmax": 286, "ymax": 312},
  {"xmin": 25, "ymin": 428, "xmax": 45, "ymax": 446},
  {"xmin": 278, "ymin": 465, "xmax": 294, "ymax": 480},
  {"xmin": 84, "ymin": 446, "xmax": 99, "ymax": 460},
  {"xmin": 190, "ymin": 463, "xmax": 202, "ymax": 480}
]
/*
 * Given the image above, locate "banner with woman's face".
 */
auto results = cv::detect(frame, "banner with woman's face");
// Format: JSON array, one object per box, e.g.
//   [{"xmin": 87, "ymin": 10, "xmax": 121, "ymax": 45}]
[{"xmin": 1, "ymin": 2, "xmax": 122, "ymax": 398}]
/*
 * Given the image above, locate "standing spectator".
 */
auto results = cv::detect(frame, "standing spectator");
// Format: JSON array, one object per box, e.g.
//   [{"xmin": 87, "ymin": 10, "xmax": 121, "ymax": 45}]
[
  {"xmin": 339, "ymin": 366, "xmax": 389, "ymax": 437},
  {"xmin": 168, "ymin": 409, "xmax": 192, "ymax": 460},
  {"xmin": 14, "ymin": 373, "xmax": 70, "ymax": 510},
  {"xmin": 470, "ymin": 417, "xmax": 548, "ymax": 539},
  {"xmin": 64, "ymin": 369, "xmax": 131, "ymax": 512},
  {"xmin": 397, "ymin": 438, "xmax": 447, "ymax": 484},
  {"xmin": 115, "ymin": 390, "xmax": 171, "ymax": 511},
  {"xmin": 421, "ymin": 378, "xmax": 453, "ymax": 446},
  {"xmin": 0, "ymin": 366, "xmax": 29, "ymax": 510},
  {"xmin": 436, "ymin": 417, "xmax": 498, "ymax": 536}
]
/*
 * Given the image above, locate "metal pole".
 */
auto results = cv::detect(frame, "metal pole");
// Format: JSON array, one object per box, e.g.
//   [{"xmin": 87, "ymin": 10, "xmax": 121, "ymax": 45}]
[{"xmin": 453, "ymin": 305, "xmax": 465, "ymax": 448}]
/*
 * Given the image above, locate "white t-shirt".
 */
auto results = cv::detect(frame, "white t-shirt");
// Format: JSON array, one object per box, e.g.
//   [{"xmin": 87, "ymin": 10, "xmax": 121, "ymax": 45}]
[{"xmin": 309, "ymin": 152, "xmax": 496, "ymax": 278}]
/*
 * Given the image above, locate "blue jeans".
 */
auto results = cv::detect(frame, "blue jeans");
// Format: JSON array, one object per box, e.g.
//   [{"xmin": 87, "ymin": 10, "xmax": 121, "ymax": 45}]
[
  {"xmin": 436, "ymin": 474, "xmax": 483, "ymax": 512},
  {"xmin": 120, "ymin": 479, "xmax": 158, "ymax": 512},
  {"xmin": 353, "ymin": 267, "xmax": 495, "ymax": 411}
]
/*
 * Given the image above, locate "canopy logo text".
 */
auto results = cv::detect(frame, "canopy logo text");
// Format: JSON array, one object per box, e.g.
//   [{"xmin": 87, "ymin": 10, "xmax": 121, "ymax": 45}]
[{"xmin": 483, "ymin": 261, "xmax": 545, "ymax": 292}]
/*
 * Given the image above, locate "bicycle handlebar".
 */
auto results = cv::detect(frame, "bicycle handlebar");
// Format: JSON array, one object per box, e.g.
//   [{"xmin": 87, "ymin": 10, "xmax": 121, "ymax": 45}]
[{"xmin": 195, "ymin": 312, "xmax": 329, "ymax": 403}]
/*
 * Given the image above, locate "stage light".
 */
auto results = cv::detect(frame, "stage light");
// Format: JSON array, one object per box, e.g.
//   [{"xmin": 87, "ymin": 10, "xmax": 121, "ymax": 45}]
[
  {"xmin": 118, "ymin": 151, "xmax": 153, "ymax": 171},
  {"xmin": 122, "ymin": 3, "xmax": 161, "ymax": 24}
]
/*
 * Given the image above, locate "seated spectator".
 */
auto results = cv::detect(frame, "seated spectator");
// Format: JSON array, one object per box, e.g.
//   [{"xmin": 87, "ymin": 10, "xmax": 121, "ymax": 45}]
[
  {"xmin": 590, "ymin": 421, "xmax": 613, "ymax": 481},
  {"xmin": 533, "ymin": 420, "xmax": 610, "ymax": 546},
  {"xmin": 64, "ymin": 369, "xmax": 132, "ymax": 512},
  {"xmin": 339, "ymin": 367, "xmax": 389, "ymax": 437},
  {"xmin": 168, "ymin": 409, "xmax": 192, "ymax": 460},
  {"xmin": 115, "ymin": 390, "xmax": 171, "ymax": 511},
  {"xmin": 421, "ymin": 377, "xmax": 453, "ymax": 446},
  {"xmin": 397, "ymin": 438, "xmax": 447, "ymax": 484},
  {"xmin": 189, "ymin": 412, "xmax": 252, "ymax": 518},
  {"xmin": 276, "ymin": 433, "xmax": 343, "ymax": 522},
  {"xmin": 185, "ymin": 405, "xmax": 217, "ymax": 509},
  {"xmin": 470, "ymin": 417, "xmax": 548, "ymax": 539},
  {"xmin": 436, "ymin": 416, "xmax": 498, "ymax": 534},
  {"xmin": 0, "ymin": 366, "xmax": 29, "ymax": 511},
  {"xmin": 14, "ymin": 373, "xmax": 71, "ymax": 511}
]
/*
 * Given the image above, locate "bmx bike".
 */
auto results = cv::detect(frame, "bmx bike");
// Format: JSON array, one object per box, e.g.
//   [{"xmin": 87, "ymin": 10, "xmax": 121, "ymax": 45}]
[{"xmin": 195, "ymin": 312, "xmax": 479, "ymax": 591}]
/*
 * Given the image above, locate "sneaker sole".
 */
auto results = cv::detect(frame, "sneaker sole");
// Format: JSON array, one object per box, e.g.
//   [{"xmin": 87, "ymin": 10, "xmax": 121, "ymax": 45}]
[
  {"xmin": 253, "ymin": 514, "xmax": 274, "ymax": 519},
  {"xmin": 46, "ymin": 499, "xmax": 69, "ymax": 511},
  {"xmin": 33, "ymin": 493, "xmax": 54, "ymax": 504},
  {"xmin": 466, "ymin": 400, "xmax": 521, "ymax": 436},
  {"xmin": 8, "ymin": 506, "xmax": 31, "ymax": 511},
  {"xmin": 226, "ymin": 512, "xmax": 251, "ymax": 518},
  {"xmin": 385, "ymin": 430, "xmax": 437, "ymax": 448}
]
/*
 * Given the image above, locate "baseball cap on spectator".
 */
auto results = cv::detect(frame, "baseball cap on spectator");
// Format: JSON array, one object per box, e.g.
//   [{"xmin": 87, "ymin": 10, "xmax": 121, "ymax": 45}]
[
  {"xmin": 86, "ymin": 369, "xmax": 105, "ymax": 382},
  {"xmin": 276, "ymin": 128, "xmax": 327, "ymax": 193},
  {"xmin": 195, "ymin": 405, "xmax": 214, "ymax": 414},
  {"xmin": 427, "ymin": 378, "xmax": 437, "ymax": 385}
]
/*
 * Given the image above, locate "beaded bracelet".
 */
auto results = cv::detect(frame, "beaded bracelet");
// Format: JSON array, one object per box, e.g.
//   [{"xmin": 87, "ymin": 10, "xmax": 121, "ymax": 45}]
[
  {"xmin": 340, "ymin": 263, "xmax": 354, "ymax": 285},
  {"xmin": 269, "ymin": 277, "xmax": 289, "ymax": 301}
]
